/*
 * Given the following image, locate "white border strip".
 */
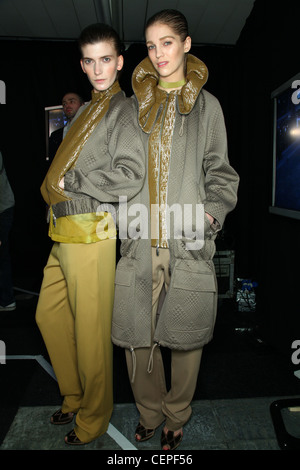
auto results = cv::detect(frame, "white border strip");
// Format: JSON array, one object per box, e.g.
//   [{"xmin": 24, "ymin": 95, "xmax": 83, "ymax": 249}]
[{"xmin": 5, "ymin": 355, "xmax": 137, "ymax": 450}]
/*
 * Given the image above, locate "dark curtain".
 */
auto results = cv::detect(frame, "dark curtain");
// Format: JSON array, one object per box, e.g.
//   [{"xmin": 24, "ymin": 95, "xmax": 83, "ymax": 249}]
[
  {"xmin": 234, "ymin": 0, "xmax": 300, "ymax": 351},
  {"xmin": 1, "ymin": 0, "xmax": 300, "ymax": 352},
  {"xmin": 0, "ymin": 38, "xmax": 239, "ymax": 291},
  {"xmin": 0, "ymin": 39, "xmax": 91, "ymax": 286}
]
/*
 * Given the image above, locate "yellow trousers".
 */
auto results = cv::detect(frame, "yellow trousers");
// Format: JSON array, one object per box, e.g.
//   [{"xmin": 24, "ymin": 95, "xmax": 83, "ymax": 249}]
[
  {"xmin": 36, "ymin": 238, "xmax": 116, "ymax": 443},
  {"xmin": 125, "ymin": 248, "xmax": 202, "ymax": 431}
]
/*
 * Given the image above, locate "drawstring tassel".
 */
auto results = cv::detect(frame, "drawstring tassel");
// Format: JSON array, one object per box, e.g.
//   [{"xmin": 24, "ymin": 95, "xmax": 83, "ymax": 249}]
[
  {"xmin": 147, "ymin": 342, "xmax": 159, "ymax": 374},
  {"xmin": 130, "ymin": 347, "xmax": 136, "ymax": 383},
  {"xmin": 130, "ymin": 342, "xmax": 160, "ymax": 382}
]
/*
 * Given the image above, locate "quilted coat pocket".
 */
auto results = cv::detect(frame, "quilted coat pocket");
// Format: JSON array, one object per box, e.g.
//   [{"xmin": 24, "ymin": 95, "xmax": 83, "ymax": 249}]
[
  {"xmin": 112, "ymin": 267, "xmax": 135, "ymax": 331},
  {"xmin": 154, "ymin": 259, "xmax": 217, "ymax": 349},
  {"xmin": 172, "ymin": 266, "xmax": 216, "ymax": 292}
]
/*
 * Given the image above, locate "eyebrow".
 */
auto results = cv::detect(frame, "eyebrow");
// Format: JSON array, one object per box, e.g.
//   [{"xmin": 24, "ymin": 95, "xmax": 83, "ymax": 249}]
[
  {"xmin": 146, "ymin": 35, "xmax": 175, "ymax": 44},
  {"xmin": 82, "ymin": 54, "xmax": 114, "ymax": 60}
]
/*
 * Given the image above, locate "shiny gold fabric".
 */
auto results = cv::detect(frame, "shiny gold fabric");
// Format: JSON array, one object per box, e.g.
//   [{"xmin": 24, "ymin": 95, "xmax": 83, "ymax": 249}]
[
  {"xmin": 148, "ymin": 88, "xmax": 179, "ymax": 248},
  {"xmin": 132, "ymin": 55, "xmax": 208, "ymax": 134},
  {"xmin": 48, "ymin": 208, "xmax": 116, "ymax": 244},
  {"xmin": 132, "ymin": 55, "xmax": 208, "ymax": 248},
  {"xmin": 41, "ymin": 81, "xmax": 122, "ymax": 207}
]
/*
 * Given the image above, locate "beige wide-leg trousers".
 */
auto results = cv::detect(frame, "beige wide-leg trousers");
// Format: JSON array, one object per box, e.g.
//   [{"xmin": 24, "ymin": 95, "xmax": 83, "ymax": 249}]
[
  {"xmin": 125, "ymin": 247, "xmax": 203, "ymax": 432},
  {"xmin": 36, "ymin": 238, "xmax": 116, "ymax": 443}
]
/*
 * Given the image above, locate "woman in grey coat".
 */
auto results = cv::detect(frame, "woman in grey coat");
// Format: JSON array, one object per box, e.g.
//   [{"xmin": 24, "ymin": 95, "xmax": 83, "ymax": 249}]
[{"xmin": 112, "ymin": 9, "xmax": 239, "ymax": 450}]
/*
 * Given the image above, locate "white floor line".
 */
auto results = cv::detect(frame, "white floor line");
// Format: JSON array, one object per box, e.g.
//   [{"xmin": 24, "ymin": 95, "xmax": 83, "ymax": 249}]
[
  {"xmin": 13, "ymin": 287, "xmax": 39, "ymax": 296},
  {"xmin": 5, "ymin": 355, "xmax": 137, "ymax": 450},
  {"xmin": 35, "ymin": 355, "xmax": 57, "ymax": 381},
  {"xmin": 107, "ymin": 424, "xmax": 137, "ymax": 450},
  {"xmin": 6, "ymin": 355, "xmax": 38, "ymax": 360}
]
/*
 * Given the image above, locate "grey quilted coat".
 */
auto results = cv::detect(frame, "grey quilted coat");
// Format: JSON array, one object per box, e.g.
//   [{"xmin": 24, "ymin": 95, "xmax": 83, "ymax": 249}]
[{"xmin": 111, "ymin": 55, "xmax": 239, "ymax": 351}]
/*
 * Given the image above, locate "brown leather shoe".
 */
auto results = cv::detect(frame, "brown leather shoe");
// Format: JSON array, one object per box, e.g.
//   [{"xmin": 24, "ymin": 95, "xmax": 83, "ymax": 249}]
[
  {"xmin": 65, "ymin": 429, "xmax": 86, "ymax": 445},
  {"xmin": 50, "ymin": 409, "xmax": 74, "ymax": 425}
]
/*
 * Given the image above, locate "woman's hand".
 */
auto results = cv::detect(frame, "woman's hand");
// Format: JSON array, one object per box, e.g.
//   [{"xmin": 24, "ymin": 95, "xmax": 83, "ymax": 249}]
[{"xmin": 59, "ymin": 177, "xmax": 64, "ymax": 189}]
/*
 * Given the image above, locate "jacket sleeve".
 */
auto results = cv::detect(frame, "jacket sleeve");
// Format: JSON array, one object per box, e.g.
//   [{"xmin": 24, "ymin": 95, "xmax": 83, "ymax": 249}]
[
  {"xmin": 202, "ymin": 95, "xmax": 239, "ymax": 229},
  {"xmin": 63, "ymin": 97, "xmax": 145, "ymax": 203}
]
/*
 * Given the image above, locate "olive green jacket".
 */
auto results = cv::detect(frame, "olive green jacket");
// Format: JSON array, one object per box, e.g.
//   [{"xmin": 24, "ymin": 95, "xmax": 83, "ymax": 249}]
[
  {"xmin": 42, "ymin": 90, "xmax": 145, "ymax": 242},
  {"xmin": 112, "ymin": 56, "xmax": 239, "ymax": 351}
]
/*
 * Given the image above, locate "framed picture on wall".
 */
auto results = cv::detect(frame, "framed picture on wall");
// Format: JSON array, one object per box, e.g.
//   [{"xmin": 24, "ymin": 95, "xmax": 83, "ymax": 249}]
[
  {"xmin": 44, "ymin": 105, "xmax": 67, "ymax": 161},
  {"xmin": 269, "ymin": 73, "xmax": 300, "ymax": 220}
]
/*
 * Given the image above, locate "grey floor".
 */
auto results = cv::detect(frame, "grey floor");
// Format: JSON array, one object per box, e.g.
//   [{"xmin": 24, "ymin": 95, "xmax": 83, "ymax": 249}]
[
  {"xmin": 1, "ymin": 351, "xmax": 300, "ymax": 451},
  {"xmin": 0, "ymin": 398, "xmax": 288, "ymax": 451},
  {"xmin": 1, "ymin": 294, "xmax": 300, "ymax": 453},
  {"xmin": 2, "ymin": 397, "xmax": 300, "ymax": 451}
]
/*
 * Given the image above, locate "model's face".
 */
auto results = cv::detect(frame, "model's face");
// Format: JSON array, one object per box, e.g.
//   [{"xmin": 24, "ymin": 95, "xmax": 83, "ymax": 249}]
[
  {"xmin": 80, "ymin": 41, "xmax": 123, "ymax": 93},
  {"xmin": 146, "ymin": 23, "xmax": 191, "ymax": 83},
  {"xmin": 62, "ymin": 93, "xmax": 82, "ymax": 120}
]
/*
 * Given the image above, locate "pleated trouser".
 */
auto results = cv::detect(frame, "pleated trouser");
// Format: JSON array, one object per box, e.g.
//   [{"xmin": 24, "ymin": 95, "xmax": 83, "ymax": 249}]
[
  {"xmin": 36, "ymin": 238, "xmax": 116, "ymax": 443},
  {"xmin": 125, "ymin": 247, "xmax": 202, "ymax": 432}
]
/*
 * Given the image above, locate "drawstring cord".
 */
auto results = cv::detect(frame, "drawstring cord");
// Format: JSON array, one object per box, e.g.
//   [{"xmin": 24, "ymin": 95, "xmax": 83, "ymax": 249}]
[
  {"xmin": 129, "ymin": 342, "xmax": 160, "ymax": 383},
  {"xmin": 130, "ymin": 347, "xmax": 136, "ymax": 383},
  {"xmin": 147, "ymin": 342, "xmax": 159, "ymax": 374}
]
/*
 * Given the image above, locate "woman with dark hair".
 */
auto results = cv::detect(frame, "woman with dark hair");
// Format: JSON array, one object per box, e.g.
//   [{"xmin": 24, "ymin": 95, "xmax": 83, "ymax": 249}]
[
  {"xmin": 112, "ymin": 10, "xmax": 239, "ymax": 450},
  {"xmin": 36, "ymin": 23, "xmax": 145, "ymax": 445}
]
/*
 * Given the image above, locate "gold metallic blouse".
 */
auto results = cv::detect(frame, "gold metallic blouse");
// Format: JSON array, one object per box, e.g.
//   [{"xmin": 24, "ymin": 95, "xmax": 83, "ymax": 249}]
[{"xmin": 148, "ymin": 87, "xmax": 180, "ymax": 248}]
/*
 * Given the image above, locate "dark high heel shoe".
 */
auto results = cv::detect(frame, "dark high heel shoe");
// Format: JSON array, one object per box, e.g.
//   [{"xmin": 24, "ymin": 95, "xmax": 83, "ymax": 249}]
[
  {"xmin": 135, "ymin": 422, "xmax": 155, "ymax": 442},
  {"xmin": 161, "ymin": 427, "xmax": 183, "ymax": 450},
  {"xmin": 64, "ymin": 429, "xmax": 85, "ymax": 445}
]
